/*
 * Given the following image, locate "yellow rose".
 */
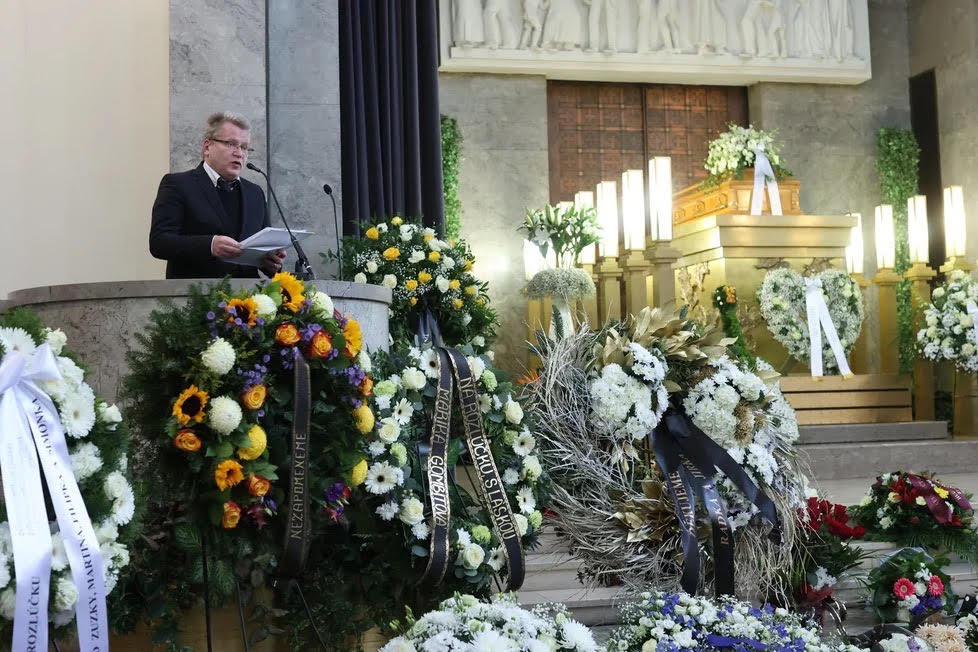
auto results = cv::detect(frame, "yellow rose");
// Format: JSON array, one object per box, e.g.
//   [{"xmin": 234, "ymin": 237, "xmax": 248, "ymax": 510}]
[
  {"xmin": 365, "ymin": 226, "xmax": 380, "ymax": 240},
  {"xmin": 405, "ymin": 279, "xmax": 418, "ymax": 291},
  {"xmin": 465, "ymin": 285, "xmax": 478, "ymax": 296},
  {"xmin": 391, "ymin": 216, "xmax": 403, "ymax": 226},
  {"xmin": 452, "ymin": 299, "xmax": 463, "ymax": 309},
  {"xmin": 222, "ymin": 501, "xmax": 241, "ymax": 529},
  {"xmin": 241, "ymin": 384, "xmax": 267, "ymax": 410},
  {"xmin": 353, "ymin": 405, "xmax": 375, "ymax": 434},
  {"xmin": 383, "ymin": 247, "xmax": 400, "ymax": 261},
  {"xmin": 418, "ymin": 271, "xmax": 432, "ymax": 284},
  {"xmin": 247, "ymin": 473, "xmax": 271, "ymax": 497},
  {"xmin": 237, "ymin": 424, "xmax": 267, "ymax": 460},
  {"xmin": 215, "ymin": 459, "xmax": 245, "ymax": 491},
  {"xmin": 449, "ymin": 279, "xmax": 461, "ymax": 290},
  {"xmin": 410, "ymin": 297, "xmax": 418, "ymax": 306},
  {"xmin": 428, "ymin": 251, "xmax": 441, "ymax": 263},
  {"xmin": 174, "ymin": 429, "xmax": 202, "ymax": 452},
  {"xmin": 351, "ymin": 459, "xmax": 368, "ymax": 486}
]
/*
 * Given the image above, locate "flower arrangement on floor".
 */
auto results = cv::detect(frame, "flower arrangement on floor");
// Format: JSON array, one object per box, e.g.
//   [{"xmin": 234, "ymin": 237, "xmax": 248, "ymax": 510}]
[
  {"xmin": 529, "ymin": 307, "xmax": 808, "ymax": 598},
  {"xmin": 704, "ymin": 123, "xmax": 791, "ymax": 186},
  {"xmin": 380, "ymin": 593, "xmax": 597, "ymax": 652},
  {"xmin": 848, "ymin": 470, "xmax": 977, "ymax": 564},
  {"xmin": 865, "ymin": 547, "xmax": 953, "ymax": 624},
  {"xmin": 955, "ymin": 612, "xmax": 978, "ymax": 650},
  {"xmin": 788, "ymin": 497, "xmax": 868, "ymax": 615},
  {"xmin": 361, "ymin": 342, "xmax": 549, "ymax": 593},
  {"xmin": 330, "ymin": 216, "xmax": 497, "ymax": 351},
  {"xmin": 117, "ymin": 275, "xmax": 373, "ymax": 646},
  {"xmin": 758, "ymin": 267, "xmax": 864, "ymax": 373},
  {"xmin": 916, "ymin": 269, "xmax": 978, "ymax": 373},
  {"xmin": 607, "ymin": 591, "xmax": 860, "ymax": 651},
  {"xmin": 0, "ymin": 309, "xmax": 134, "ymax": 640}
]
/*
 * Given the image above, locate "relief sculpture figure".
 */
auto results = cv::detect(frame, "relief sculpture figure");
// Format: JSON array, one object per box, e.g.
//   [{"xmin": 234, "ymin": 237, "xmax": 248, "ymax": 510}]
[
  {"xmin": 636, "ymin": 0, "xmax": 654, "ymax": 53},
  {"xmin": 828, "ymin": 0, "xmax": 854, "ymax": 60},
  {"xmin": 793, "ymin": 0, "xmax": 831, "ymax": 59},
  {"xmin": 657, "ymin": 0, "xmax": 682, "ymax": 53},
  {"xmin": 453, "ymin": 0, "xmax": 485, "ymax": 47},
  {"xmin": 692, "ymin": 0, "xmax": 726, "ymax": 54},
  {"xmin": 540, "ymin": 0, "xmax": 582, "ymax": 50},
  {"xmin": 583, "ymin": 0, "xmax": 618, "ymax": 54},
  {"xmin": 484, "ymin": 0, "xmax": 517, "ymax": 49},
  {"xmin": 741, "ymin": 0, "xmax": 786, "ymax": 58},
  {"xmin": 518, "ymin": 0, "xmax": 549, "ymax": 49}
]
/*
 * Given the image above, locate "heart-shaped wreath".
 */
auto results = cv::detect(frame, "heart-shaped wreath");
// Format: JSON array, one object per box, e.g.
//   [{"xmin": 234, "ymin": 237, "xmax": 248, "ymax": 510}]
[{"xmin": 757, "ymin": 267, "xmax": 864, "ymax": 372}]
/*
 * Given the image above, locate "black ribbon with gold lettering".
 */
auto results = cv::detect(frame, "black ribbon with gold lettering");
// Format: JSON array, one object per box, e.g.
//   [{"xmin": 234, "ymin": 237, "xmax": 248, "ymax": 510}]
[
  {"xmin": 279, "ymin": 351, "xmax": 311, "ymax": 578},
  {"xmin": 651, "ymin": 407, "xmax": 780, "ymax": 597},
  {"xmin": 418, "ymin": 347, "xmax": 454, "ymax": 588}
]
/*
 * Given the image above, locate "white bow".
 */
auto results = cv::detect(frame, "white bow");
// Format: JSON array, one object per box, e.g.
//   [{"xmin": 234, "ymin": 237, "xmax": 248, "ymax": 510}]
[
  {"xmin": 750, "ymin": 143, "xmax": 783, "ymax": 216},
  {"xmin": 804, "ymin": 278, "xmax": 853, "ymax": 378},
  {"xmin": 0, "ymin": 344, "xmax": 107, "ymax": 651}
]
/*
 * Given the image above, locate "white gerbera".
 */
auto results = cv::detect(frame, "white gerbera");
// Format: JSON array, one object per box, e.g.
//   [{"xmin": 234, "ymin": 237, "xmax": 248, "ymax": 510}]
[
  {"xmin": 487, "ymin": 546, "xmax": 505, "ymax": 571},
  {"xmin": 512, "ymin": 431, "xmax": 535, "ymax": 456},
  {"xmin": 252, "ymin": 293, "xmax": 277, "ymax": 318},
  {"xmin": 201, "ymin": 338, "xmax": 236, "ymax": 375},
  {"xmin": 561, "ymin": 620, "xmax": 598, "ymax": 650},
  {"xmin": 420, "ymin": 348, "xmax": 441, "ymax": 378},
  {"xmin": 393, "ymin": 398, "xmax": 415, "ymax": 425},
  {"xmin": 69, "ymin": 442, "xmax": 103, "ymax": 480},
  {"xmin": 0, "ymin": 327, "xmax": 36, "ymax": 357},
  {"xmin": 516, "ymin": 486, "xmax": 536, "ymax": 514},
  {"xmin": 365, "ymin": 461, "xmax": 403, "ymax": 494},
  {"xmin": 310, "ymin": 291, "xmax": 334, "ymax": 317},
  {"xmin": 471, "ymin": 629, "xmax": 517, "ymax": 651},
  {"xmin": 208, "ymin": 395, "xmax": 242, "ymax": 435},
  {"xmin": 60, "ymin": 384, "xmax": 97, "ymax": 438}
]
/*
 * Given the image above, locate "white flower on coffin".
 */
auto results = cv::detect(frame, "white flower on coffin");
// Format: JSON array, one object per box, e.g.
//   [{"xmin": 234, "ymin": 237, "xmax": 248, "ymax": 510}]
[
  {"xmin": 366, "ymin": 260, "xmax": 379, "ymax": 274},
  {"xmin": 354, "ymin": 272, "xmax": 367, "ymax": 283}
]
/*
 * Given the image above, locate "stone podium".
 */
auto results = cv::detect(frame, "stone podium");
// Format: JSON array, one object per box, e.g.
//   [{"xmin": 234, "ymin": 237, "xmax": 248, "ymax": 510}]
[{"xmin": 3, "ymin": 279, "xmax": 392, "ymax": 405}]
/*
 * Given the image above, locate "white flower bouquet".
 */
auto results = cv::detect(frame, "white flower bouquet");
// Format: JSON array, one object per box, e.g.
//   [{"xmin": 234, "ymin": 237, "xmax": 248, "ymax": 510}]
[
  {"xmin": 519, "ymin": 203, "xmax": 601, "ymax": 268},
  {"xmin": 916, "ymin": 269, "xmax": 978, "ymax": 373},
  {"xmin": 704, "ymin": 123, "xmax": 790, "ymax": 185},
  {"xmin": 381, "ymin": 593, "xmax": 598, "ymax": 652}
]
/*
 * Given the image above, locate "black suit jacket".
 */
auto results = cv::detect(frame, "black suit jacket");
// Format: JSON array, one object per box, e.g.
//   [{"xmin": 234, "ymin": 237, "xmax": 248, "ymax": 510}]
[{"xmin": 149, "ymin": 163, "xmax": 270, "ymax": 278}]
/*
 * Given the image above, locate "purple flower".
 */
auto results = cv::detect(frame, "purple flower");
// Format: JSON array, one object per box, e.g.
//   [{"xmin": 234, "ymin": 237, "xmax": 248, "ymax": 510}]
[{"xmin": 206, "ymin": 311, "xmax": 216, "ymax": 321}]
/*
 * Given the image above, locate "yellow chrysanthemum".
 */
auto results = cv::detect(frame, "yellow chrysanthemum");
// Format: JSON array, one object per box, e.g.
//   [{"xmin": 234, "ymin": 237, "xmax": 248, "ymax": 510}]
[
  {"xmin": 343, "ymin": 317, "xmax": 363, "ymax": 358},
  {"xmin": 383, "ymin": 247, "xmax": 400, "ymax": 261},
  {"xmin": 410, "ymin": 297, "xmax": 418, "ymax": 306},
  {"xmin": 935, "ymin": 486, "xmax": 949, "ymax": 499},
  {"xmin": 428, "ymin": 251, "xmax": 441, "ymax": 263},
  {"xmin": 225, "ymin": 297, "xmax": 259, "ymax": 327},
  {"xmin": 391, "ymin": 216, "xmax": 403, "ymax": 226},
  {"xmin": 353, "ymin": 405, "xmax": 375, "ymax": 434},
  {"xmin": 351, "ymin": 459, "xmax": 368, "ymax": 486},
  {"xmin": 418, "ymin": 271, "xmax": 432, "ymax": 284},
  {"xmin": 215, "ymin": 459, "xmax": 245, "ymax": 491},
  {"xmin": 271, "ymin": 272, "xmax": 306, "ymax": 312},
  {"xmin": 449, "ymin": 279, "xmax": 461, "ymax": 290},
  {"xmin": 237, "ymin": 424, "xmax": 267, "ymax": 460},
  {"xmin": 465, "ymin": 285, "xmax": 478, "ymax": 296},
  {"xmin": 173, "ymin": 385, "xmax": 209, "ymax": 426},
  {"xmin": 365, "ymin": 226, "xmax": 380, "ymax": 240},
  {"xmin": 464, "ymin": 259, "xmax": 474, "ymax": 271},
  {"xmin": 452, "ymin": 299, "xmax": 463, "ymax": 309},
  {"xmin": 405, "ymin": 279, "xmax": 419, "ymax": 291},
  {"xmin": 476, "ymin": 297, "xmax": 485, "ymax": 306}
]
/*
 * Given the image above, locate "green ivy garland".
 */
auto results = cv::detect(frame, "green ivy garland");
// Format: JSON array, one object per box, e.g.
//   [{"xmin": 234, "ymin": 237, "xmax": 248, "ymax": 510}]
[
  {"xmin": 712, "ymin": 285, "xmax": 757, "ymax": 369},
  {"xmin": 441, "ymin": 114, "xmax": 463, "ymax": 240},
  {"xmin": 876, "ymin": 128, "xmax": 921, "ymax": 374}
]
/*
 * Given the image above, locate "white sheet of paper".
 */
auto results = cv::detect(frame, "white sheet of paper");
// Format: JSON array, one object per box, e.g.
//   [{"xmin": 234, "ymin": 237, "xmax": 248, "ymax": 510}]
[{"xmin": 229, "ymin": 227, "xmax": 314, "ymax": 267}]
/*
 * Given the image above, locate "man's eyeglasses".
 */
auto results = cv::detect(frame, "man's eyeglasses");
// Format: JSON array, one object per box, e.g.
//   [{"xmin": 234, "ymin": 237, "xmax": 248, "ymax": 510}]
[{"xmin": 210, "ymin": 138, "xmax": 254, "ymax": 154}]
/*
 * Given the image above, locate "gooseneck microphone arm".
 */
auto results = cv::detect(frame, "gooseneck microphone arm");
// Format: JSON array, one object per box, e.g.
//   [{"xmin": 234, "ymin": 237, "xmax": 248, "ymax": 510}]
[
  {"xmin": 246, "ymin": 162, "xmax": 314, "ymax": 281},
  {"xmin": 322, "ymin": 184, "xmax": 341, "ymax": 275}
]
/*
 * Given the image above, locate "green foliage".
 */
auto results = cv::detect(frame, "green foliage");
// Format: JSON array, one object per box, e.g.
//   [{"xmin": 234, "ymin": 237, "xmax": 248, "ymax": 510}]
[
  {"xmin": 441, "ymin": 114, "xmax": 463, "ymax": 240},
  {"xmin": 712, "ymin": 285, "xmax": 756, "ymax": 369},
  {"xmin": 519, "ymin": 203, "xmax": 601, "ymax": 267},
  {"xmin": 865, "ymin": 547, "xmax": 954, "ymax": 624},
  {"xmin": 876, "ymin": 128, "xmax": 921, "ymax": 374}
]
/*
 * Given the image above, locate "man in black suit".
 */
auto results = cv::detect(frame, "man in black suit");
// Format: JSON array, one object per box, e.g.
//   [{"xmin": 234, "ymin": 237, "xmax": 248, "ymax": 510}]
[{"xmin": 149, "ymin": 112, "xmax": 287, "ymax": 278}]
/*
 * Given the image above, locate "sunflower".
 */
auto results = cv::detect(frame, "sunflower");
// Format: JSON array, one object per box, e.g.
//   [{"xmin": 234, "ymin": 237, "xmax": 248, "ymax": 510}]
[
  {"xmin": 343, "ymin": 318, "xmax": 363, "ymax": 358},
  {"xmin": 173, "ymin": 385, "xmax": 208, "ymax": 425},
  {"xmin": 225, "ymin": 297, "xmax": 259, "ymax": 327},
  {"xmin": 215, "ymin": 459, "xmax": 245, "ymax": 491},
  {"xmin": 271, "ymin": 272, "xmax": 306, "ymax": 312}
]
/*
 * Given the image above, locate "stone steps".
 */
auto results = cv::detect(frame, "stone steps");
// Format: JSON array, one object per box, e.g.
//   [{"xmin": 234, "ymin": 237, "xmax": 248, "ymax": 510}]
[
  {"xmin": 799, "ymin": 438, "xmax": 978, "ymax": 480},
  {"xmin": 798, "ymin": 421, "xmax": 948, "ymax": 445},
  {"xmin": 517, "ymin": 585, "xmax": 627, "ymax": 625}
]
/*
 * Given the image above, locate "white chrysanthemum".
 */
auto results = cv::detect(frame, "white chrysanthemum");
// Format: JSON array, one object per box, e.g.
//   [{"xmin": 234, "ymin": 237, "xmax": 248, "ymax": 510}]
[
  {"xmin": 368, "ymin": 440, "xmax": 386, "ymax": 457},
  {"xmin": 53, "ymin": 575, "xmax": 79, "ymax": 612},
  {"xmin": 412, "ymin": 522, "xmax": 430, "ymax": 540},
  {"xmin": 57, "ymin": 356, "xmax": 85, "ymax": 388},
  {"xmin": 516, "ymin": 486, "xmax": 536, "ymax": 514},
  {"xmin": 208, "ymin": 395, "xmax": 242, "ymax": 435},
  {"xmin": 95, "ymin": 520, "xmax": 119, "ymax": 545},
  {"xmin": 69, "ymin": 442, "xmax": 103, "ymax": 480},
  {"xmin": 309, "ymin": 291, "xmax": 334, "ymax": 317},
  {"xmin": 60, "ymin": 383, "xmax": 97, "ymax": 438},
  {"xmin": 0, "ymin": 557, "xmax": 9, "ymax": 590},
  {"xmin": 466, "ymin": 356, "xmax": 485, "ymax": 380},
  {"xmin": 0, "ymin": 588, "xmax": 14, "ymax": 620},
  {"xmin": 380, "ymin": 638, "xmax": 417, "ymax": 652},
  {"xmin": 419, "ymin": 348, "xmax": 440, "ymax": 378},
  {"xmin": 561, "ymin": 620, "xmax": 597, "ymax": 650},
  {"xmin": 471, "ymin": 629, "xmax": 517, "ymax": 651},
  {"xmin": 249, "ymin": 293, "xmax": 276, "ymax": 319},
  {"xmin": 50, "ymin": 531, "xmax": 69, "ymax": 572},
  {"xmin": 376, "ymin": 501, "xmax": 399, "ymax": 521},
  {"xmin": 503, "ymin": 468, "xmax": 520, "ymax": 485},
  {"xmin": 105, "ymin": 471, "xmax": 136, "ymax": 525},
  {"xmin": 0, "ymin": 327, "xmax": 36, "ymax": 357},
  {"xmin": 514, "ymin": 514, "xmax": 529, "ymax": 536},
  {"xmin": 357, "ymin": 349, "xmax": 372, "ymax": 373},
  {"xmin": 201, "ymin": 338, "xmax": 236, "ymax": 375},
  {"xmin": 522, "ymin": 456, "xmax": 542, "ymax": 482},
  {"xmin": 97, "ymin": 401, "xmax": 123, "ymax": 428},
  {"xmin": 43, "ymin": 328, "xmax": 67, "ymax": 355},
  {"xmin": 365, "ymin": 461, "xmax": 403, "ymax": 494}
]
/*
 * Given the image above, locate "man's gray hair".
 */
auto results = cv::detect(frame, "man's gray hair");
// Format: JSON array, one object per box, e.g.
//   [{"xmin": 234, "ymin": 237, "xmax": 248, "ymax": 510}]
[{"xmin": 203, "ymin": 111, "xmax": 251, "ymax": 140}]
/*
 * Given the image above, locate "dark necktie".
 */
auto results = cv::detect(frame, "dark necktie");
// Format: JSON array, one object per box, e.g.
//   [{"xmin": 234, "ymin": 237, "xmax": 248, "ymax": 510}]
[{"xmin": 217, "ymin": 178, "xmax": 240, "ymax": 192}]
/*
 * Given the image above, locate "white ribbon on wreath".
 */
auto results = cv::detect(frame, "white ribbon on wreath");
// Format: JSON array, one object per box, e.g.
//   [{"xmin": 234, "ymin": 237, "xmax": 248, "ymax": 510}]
[
  {"xmin": 751, "ymin": 142, "xmax": 783, "ymax": 216},
  {"xmin": 0, "ymin": 344, "xmax": 107, "ymax": 651},
  {"xmin": 804, "ymin": 278, "xmax": 853, "ymax": 378}
]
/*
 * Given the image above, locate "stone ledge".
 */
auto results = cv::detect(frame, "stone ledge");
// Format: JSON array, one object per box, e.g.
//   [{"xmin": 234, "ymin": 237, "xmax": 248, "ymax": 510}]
[
  {"xmin": 800, "ymin": 439, "xmax": 978, "ymax": 481},
  {"xmin": 799, "ymin": 421, "xmax": 949, "ymax": 445}
]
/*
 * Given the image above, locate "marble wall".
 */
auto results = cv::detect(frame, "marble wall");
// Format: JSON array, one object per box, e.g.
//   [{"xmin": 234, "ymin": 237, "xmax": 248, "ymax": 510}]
[
  {"xmin": 438, "ymin": 74, "xmax": 551, "ymax": 374},
  {"xmin": 909, "ymin": 0, "xmax": 978, "ymax": 265}
]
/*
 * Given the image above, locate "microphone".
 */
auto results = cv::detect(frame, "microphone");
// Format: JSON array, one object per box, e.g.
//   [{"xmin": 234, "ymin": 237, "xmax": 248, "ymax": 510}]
[
  {"xmin": 246, "ymin": 162, "xmax": 315, "ymax": 281},
  {"xmin": 322, "ymin": 184, "xmax": 342, "ymax": 275}
]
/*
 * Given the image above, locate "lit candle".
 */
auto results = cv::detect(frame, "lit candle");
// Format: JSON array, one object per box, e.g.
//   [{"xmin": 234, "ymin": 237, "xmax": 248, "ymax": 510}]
[
  {"xmin": 874, "ymin": 204, "xmax": 895, "ymax": 270},
  {"xmin": 597, "ymin": 181, "xmax": 619, "ymax": 258},
  {"xmin": 622, "ymin": 169, "xmax": 645, "ymax": 251},
  {"xmin": 907, "ymin": 195, "xmax": 929, "ymax": 264}
]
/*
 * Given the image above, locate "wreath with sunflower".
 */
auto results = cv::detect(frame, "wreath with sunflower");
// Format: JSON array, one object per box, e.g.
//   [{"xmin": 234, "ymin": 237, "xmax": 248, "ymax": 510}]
[
  {"xmin": 0, "ymin": 308, "xmax": 136, "ymax": 643},
  {"xmin": 116, "ymin": 273, "xmax": 375, "ymax": 647}
]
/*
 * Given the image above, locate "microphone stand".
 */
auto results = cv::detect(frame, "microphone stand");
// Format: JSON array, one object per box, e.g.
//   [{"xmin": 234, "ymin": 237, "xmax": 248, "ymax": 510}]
[
  {"xmin": 246, "ymin": 162, "xmax": 315, "ymax": 281},
  {"xmin": 322, "ymin": 184, "xmax": 342, "ymax": 275}
]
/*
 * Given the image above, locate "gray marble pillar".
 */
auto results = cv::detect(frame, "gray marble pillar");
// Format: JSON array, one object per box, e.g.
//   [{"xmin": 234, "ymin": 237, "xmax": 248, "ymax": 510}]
[
  {"xmin": 268, "ymin": 0, "xmax": 343, "ymax": 280},
  {"xmin": 169, "ymin": 0, "xmax": 267, "ymax": 174}
]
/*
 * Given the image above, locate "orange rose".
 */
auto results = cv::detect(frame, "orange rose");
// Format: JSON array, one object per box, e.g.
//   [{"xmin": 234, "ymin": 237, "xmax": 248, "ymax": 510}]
[
  {"xmin": 174, "ymin": 429, "xmax": 202, "ymax": 452},
  {"xmin": 241, "ymin": 384, "xmax": 267, "ymax": 410},
  {"xmin": 222, "ymin": 501, "xmax": 242, "ymax": 529},
  {"xmin": 275, "ymin": 322, "xmax": 301, "ymax": 346},
  {"xmin": 309, "ymin": 330, "xmax": 333, "ymax": 359},
  {"xmin": 215, "ymin": 459, "xmax": 245, "ymax": 491},
  {"xmin": 247, "ymin": 473, "xmax": 271, "ymax": 497},
  {"xmin": 360, "ymin": 376, "xmax": 374, "ymax": 396}
]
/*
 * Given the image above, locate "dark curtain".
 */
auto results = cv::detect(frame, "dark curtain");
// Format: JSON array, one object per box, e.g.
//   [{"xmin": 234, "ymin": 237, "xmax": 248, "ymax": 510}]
[{"xmin": 339, "ymin": 0, "xmax": 445, "ymax": 237}]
